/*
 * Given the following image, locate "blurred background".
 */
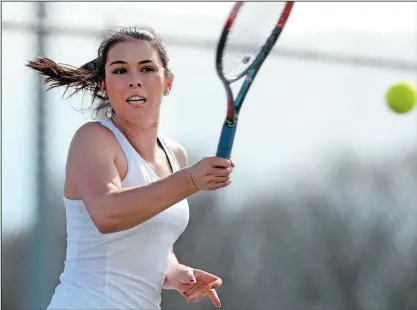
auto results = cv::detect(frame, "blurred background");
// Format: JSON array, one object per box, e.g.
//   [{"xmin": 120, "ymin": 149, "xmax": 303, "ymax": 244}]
[{"xmin": 2, "ymin": 2, "xmax": 417, "ymax": 310}]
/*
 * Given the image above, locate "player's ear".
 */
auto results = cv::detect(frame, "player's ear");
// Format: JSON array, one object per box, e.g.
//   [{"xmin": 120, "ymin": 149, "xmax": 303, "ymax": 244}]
[
  {"xmin": 164, "ymin": 72, "xmax": 174, "ymax": 96},
  {"xmin": 99, "ymin": 80, "xmax": 106, "ymax": 92},
  {"xmin": 99, "ymin": 80, "xmax": 108, "ymax": 97}
]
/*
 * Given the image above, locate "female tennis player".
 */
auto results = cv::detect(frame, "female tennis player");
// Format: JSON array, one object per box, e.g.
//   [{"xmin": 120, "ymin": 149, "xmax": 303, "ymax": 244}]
[{"xmin": 27, "ymin": 26, "xmax": 233, "ymax": 310}]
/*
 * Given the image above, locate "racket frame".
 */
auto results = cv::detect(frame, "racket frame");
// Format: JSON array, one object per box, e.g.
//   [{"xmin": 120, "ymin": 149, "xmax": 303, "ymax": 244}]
[{"xmin": 215, "ymin": 1, "xmax": 294, "ymax": 159}]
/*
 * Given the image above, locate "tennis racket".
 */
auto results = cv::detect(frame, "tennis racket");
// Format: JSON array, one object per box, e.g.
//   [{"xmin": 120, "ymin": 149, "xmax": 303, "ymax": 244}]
[{"xmin": 215, "ymin": 1, "xmax": 294, "ymax": 159}]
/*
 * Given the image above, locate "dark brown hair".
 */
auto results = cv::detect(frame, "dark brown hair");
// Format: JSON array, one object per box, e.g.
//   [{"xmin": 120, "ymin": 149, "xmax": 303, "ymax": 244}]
[{"xmin": 26, "ymin": 26, "xmax": 170, "ymax": 118}]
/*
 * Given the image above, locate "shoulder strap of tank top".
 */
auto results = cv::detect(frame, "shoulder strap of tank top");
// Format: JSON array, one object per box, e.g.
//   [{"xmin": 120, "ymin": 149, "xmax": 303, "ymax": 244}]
[
  {"xmin": 99, "ymin": 120, "xmax": 181, "ymax": 173},
  {"xmin": 158, "ymin": 137, "xmax": 182, "ymax": 173},
  {"xmin": 98, "ymin": 119, "xmax": 135, "ymax": 159}
]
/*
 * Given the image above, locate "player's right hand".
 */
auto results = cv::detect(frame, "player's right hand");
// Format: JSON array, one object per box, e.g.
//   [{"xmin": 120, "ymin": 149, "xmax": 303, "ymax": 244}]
[{"xmin": 187, "ymin": 156, "xmax": 234, "ymax": 191}]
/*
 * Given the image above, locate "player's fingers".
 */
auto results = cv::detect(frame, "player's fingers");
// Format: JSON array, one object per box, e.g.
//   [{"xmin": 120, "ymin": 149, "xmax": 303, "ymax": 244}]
[
  {"xmin": 193, "ymin": 269, "xmax": 223, "ymax": 284},
  {"xmin": 176, "ymin": 281, "xmax": 196, "ymax": 293},
  {"xmin": 208, "ymin": 167, "xmax": 232, "ymax": 177},
  {"xmin": 187, "ymin": 288, "xmax": 221, "ymax": 307},
  {"xmin": 207, "ymin": 289, "xmax": 221, "ymax": 307},
  {"xmin": 187, "ymin": 293, "xmax": 204, "ymax": 303},
  {"xmin": 209, "ymin": 180, "xmax": 232, "ymax": 190},
  {"xmin": 184, "ymin": 276, "xmax": 223, "ymax": 299},
  {"xmin": 208, "ymin": 176, "xmax": 231, "ymax": 184},
  {"xmin": 183, "ymin": 274, "xmax": 222, "ymax": 297},
  {"xmin": 183, "ymin": 283, "xmax": 208, "ymax": 297},
  {"xmin": 203, "ymin": 171, "xmax": 231, "ymax": 184},
  {"xmin": 210, "ymin": 277, "xmax": 223, "ymax": 289},
  {"xmin": 213, "ymin": 180, "xmax": 232, "ymax": 190},
  {"xmin": 209, "ymin": 157, "xmax": 232, "ymax": 168}
]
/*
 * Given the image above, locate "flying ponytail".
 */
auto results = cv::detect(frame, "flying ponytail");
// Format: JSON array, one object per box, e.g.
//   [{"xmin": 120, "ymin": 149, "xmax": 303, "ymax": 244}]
[{"xmin": 26, "ymin": 57, "xmax": 105, "ymax": 99}]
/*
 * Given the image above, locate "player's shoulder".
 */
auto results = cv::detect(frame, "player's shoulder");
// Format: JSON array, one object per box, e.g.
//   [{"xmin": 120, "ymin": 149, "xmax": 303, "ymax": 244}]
[
  {"xmin": 161, "ymin": 136, "xmax": 188, "ymax": 169},
  {"xmin": 70, "ymin": 121, "xmax": 117, "ymax": 154}
]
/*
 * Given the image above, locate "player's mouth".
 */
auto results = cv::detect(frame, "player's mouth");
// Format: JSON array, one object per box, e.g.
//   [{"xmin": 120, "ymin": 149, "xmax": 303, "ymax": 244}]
[{"xmin": 126, "ymin": 95, "xmax": 147, "ymax": 105}]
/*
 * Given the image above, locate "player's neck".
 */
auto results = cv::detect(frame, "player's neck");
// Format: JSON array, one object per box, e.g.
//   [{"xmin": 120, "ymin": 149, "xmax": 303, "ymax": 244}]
[{"xmin": 111, "ymin": 115, "xmax": 160, "ymax": 162}]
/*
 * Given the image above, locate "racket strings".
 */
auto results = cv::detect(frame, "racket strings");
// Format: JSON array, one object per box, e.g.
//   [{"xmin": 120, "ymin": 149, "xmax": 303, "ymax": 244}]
[
  {"xmin": 222, "ymin": 42, "xmax": 261, "ymax": 74},
  {"xmin": 221, "ymin": 2, "xmax": 287, "ymax": 81}
]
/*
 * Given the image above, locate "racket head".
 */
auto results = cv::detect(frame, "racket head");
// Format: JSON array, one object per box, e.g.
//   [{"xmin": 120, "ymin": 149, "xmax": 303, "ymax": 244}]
[
  {"xmin": 215, "ymin": 2, "xmax": 294, "ymax": 84},
  {"xmin": 215, "ymin": 2, "xmax": 294, "ymax": 159}
]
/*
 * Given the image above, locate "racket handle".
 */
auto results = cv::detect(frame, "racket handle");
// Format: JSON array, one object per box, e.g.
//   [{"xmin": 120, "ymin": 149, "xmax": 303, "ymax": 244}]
[{"xmin": 216, "ymin": 122, "xmax": 237, "ymax": 159}]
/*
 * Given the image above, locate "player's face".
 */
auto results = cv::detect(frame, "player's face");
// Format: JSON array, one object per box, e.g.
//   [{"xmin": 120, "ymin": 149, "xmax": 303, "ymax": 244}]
[{"xmin": 103, "ymin": 40, "xmax": 172, "ymax": 126}]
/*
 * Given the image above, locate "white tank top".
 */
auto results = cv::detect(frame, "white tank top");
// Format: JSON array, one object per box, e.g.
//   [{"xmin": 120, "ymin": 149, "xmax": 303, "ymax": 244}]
[{"xmin": 47, "ymin": 120, "xmax": 190, "ymax": 310}]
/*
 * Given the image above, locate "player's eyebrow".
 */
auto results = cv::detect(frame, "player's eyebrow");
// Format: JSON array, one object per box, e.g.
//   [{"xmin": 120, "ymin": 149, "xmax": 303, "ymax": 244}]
[{"xmin": 109, "ymin": 60, "xmax": 154, "ymax": 66}]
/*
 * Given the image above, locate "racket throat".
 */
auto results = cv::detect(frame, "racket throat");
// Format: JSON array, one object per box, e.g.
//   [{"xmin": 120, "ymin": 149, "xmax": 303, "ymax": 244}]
[{"xmin": 225, "ymin": 110, "xmax": 239, "ymax": 125}]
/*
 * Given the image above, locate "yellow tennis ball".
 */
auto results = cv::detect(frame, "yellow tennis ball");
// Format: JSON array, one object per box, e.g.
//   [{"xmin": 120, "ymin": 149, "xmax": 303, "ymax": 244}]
[{"xmin": 386, "ymin": 82, "xmax": 416, "ymax": 114}]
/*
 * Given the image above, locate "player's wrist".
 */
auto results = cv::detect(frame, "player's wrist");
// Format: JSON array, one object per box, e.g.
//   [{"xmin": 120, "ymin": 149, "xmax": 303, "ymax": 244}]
[
  {"xmin": 182, "ymin": 166, "xmax": 201, "ymax": 192},
  {"xmin": 163, "ymin": 263, "xmax": 183, "ymax": 290},
  {"xmin": 176, "ymin": 167, "xmax": 200, "ymax": 194}
]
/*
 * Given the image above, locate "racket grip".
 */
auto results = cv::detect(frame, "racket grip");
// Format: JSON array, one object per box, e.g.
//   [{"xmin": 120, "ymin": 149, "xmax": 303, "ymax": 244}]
[{"xmin": 216, "ymin": 122, "xmax": 237, "ymax": 159}]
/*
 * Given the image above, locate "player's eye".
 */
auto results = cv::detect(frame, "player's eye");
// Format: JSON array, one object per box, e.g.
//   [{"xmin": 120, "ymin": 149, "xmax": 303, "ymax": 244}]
[
  {"xmin": 141, "ymin": 66, "xmax": 156, "ymax": 72},
  {"xmin": 112, "ymin": 68, "xmax": 127, "ymax": 74}
]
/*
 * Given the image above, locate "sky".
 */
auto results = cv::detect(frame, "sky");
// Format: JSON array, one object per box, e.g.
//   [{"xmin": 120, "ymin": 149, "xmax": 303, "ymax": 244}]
[{"xmin": 2, "ymin": 2, "xmax": 417, "ymax": 232}]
